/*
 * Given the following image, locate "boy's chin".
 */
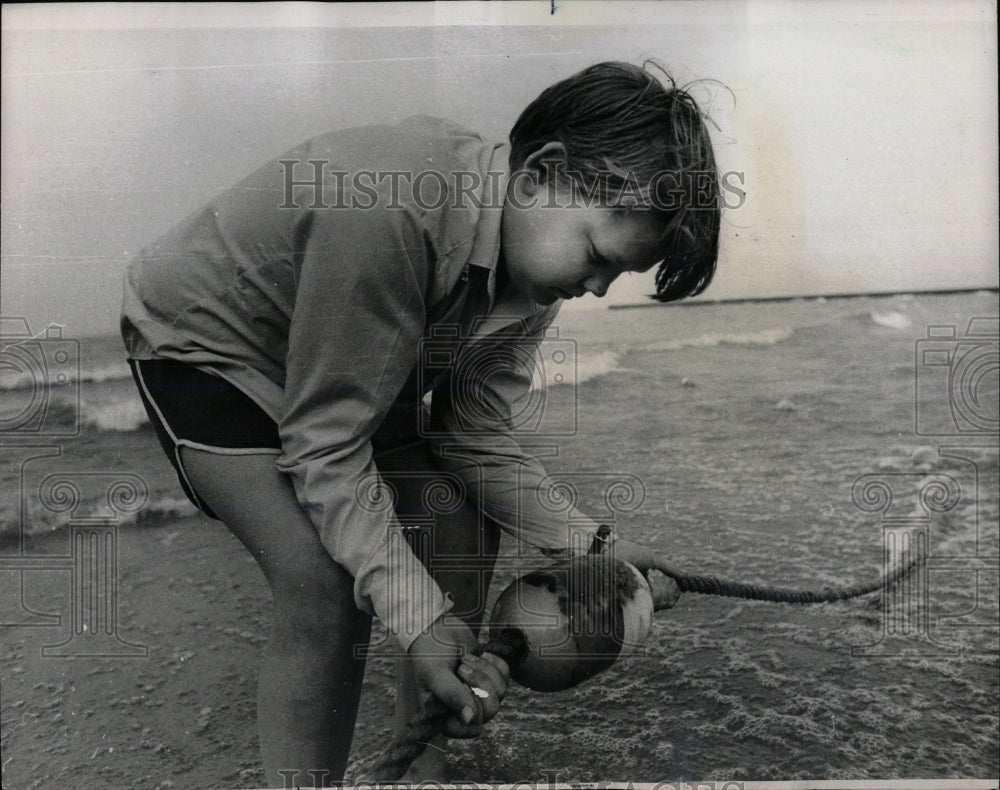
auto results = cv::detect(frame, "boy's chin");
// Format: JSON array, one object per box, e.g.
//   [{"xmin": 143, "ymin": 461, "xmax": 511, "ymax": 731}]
[
  {"xmin": 533, "ymin": 287, "xmax": 562, "ymax": 306},
  {"xmin": 508, "ymin": 278, "xmax": 561, "ymax": 306}
]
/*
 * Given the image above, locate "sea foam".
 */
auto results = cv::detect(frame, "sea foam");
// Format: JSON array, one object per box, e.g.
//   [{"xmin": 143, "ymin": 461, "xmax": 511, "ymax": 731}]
[
  {"xmin": 870, "ymin": 310, "xmax": 912, "ymax": 329},
  {"xmin": 0, "ymin": 360, "xmax": 132, "ymax": 391},
  {"xmin": 643, "ymin": 326, "xmax": 795, "ymax": 352},
  {"xmin": 532, "ymin": 349, "xmax": 621, "ymax": 390},
  {"xmin": 82, "ymin": 395, "xmax": 149, "ymax": 432},
  {"xmin": 574, "ymin": 349, "xmax": 621, "ymax": 385}
]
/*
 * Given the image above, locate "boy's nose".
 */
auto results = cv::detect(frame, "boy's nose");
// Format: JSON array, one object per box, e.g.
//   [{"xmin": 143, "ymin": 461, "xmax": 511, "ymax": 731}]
[{"xmin": 584, "ymin": 276, "xmax": 611, "ymax": 298}]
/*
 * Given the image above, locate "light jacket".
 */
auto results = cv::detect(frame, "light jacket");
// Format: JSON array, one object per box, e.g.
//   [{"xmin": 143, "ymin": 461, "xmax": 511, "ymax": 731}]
[{"xmin": 122, "ymin": 116, "xmax": 597, "ymax": 650}]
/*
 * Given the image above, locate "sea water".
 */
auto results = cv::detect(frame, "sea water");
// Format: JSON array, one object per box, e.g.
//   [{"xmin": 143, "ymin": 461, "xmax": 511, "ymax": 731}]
[{"xmin": 2, "ymin": 290, "xmax": 997, "ymax": 780}]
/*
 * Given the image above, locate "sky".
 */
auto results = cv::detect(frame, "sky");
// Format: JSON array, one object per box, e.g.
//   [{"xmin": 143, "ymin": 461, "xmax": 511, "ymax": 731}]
[{"xmin": 1, "ymin": 1, "xmax": 997, "ymax": 338}]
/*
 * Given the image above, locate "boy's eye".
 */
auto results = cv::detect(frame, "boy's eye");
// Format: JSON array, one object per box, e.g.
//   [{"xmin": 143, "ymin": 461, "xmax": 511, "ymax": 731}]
[{"xmin": 590, "ymin": 246, "xmax": 614, "ymax": 270}]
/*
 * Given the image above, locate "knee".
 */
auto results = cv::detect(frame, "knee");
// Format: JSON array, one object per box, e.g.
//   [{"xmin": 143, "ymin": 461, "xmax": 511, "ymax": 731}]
[{"xmin": 269, "ymin": 564, "xmax": 368, "ymax": 645}]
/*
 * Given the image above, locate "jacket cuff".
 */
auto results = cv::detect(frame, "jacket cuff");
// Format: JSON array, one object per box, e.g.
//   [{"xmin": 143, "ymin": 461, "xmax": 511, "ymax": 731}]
[
  {"xmin": 537, "ymin": 517, "xmax": 599, "ymax": 560},
  {"xmin": 353, "ymin": 529, "xmax": 454, "ymax": 653}
]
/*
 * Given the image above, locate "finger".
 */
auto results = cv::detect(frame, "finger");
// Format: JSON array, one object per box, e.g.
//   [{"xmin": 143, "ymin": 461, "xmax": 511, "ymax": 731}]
[
  {"xmin": 457, "ymin": 662, "xmax": 501, "ymax": 722},
  {"xmin": 432, "ymin": 674, "xmax": 482, "ymax": 739},
  {"xmin": 477, "ymin": 651, "xmax": 511, "ymax": 687},
  {"xmin": 440, "ymin": 698, "xmax": 484, "ymax": 739},
  {"xmin": 647, "ymin": 571, "xmax": 681, "ymax": 610},
  {"xmin": 464, "ymin": 654, "xmax": 509, "ymax": 701},
  {"xmin": 667, "ymin": 578, "xmax": 681, "ymax": 605},
  {"xmin": 658, "ymin": 578, "xmax": 681, "ymax": 609},
  {"xmin": 468, "ymin": 682, "xmax": 498, "ymax": 722},
  {"xmin": 652, "ymin": 555, "xmax": 684, "ymax": 579},
  {"xmin": 440, "ymin": 710, "xmax": 481, "ymax": 738},
  {"xmin": 614, "ymin": 539, "xmax": 654, "ymax": 573}
]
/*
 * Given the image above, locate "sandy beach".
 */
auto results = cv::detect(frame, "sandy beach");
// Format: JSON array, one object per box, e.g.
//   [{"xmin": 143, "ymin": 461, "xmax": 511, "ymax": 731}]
[{"xmin": 2, "ymin": 292, "xmax": 998, "ymax": 787}]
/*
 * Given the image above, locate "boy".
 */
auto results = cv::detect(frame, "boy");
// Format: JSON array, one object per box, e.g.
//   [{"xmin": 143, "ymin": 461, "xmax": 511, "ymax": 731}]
[{"xmin": 121, "ymin": 61, "xmax": 718, "ymax": 784}]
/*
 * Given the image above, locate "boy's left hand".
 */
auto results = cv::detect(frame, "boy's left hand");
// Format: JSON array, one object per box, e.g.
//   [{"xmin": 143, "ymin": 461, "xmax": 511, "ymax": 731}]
[
  {"xmin": 456, "ymin": 651, "xmax": 509, "ymax": 725},
  {"xmin": 407, "ymin": 614, "xmax": 509, "ymax": 739},
  {"xmin": 608, "ymin": 536, "xmax": 668, "ymax": 575},
  {"xmin": 607, "ymin": 537, "xmax": 681, "ymax": 609},
  {"xmin": 646, "ymin": 570, "xmax": 682, "ymax": 610}
]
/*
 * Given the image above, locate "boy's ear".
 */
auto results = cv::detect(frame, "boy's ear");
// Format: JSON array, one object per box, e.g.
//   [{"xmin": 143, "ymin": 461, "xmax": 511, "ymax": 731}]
[{"xmin": 519, "ymin": 141, "xmax": 569, "ymax": 195}]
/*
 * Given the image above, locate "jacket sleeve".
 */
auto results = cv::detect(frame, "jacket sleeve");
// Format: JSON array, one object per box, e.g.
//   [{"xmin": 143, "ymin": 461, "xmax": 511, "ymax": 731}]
[
  {"xmin": 276, "ymin": 203, "xmax": 452, "ymax": 652},
  {"xmin": 427, "ymin": 306, "xmax": 600, "ymax": 557}
]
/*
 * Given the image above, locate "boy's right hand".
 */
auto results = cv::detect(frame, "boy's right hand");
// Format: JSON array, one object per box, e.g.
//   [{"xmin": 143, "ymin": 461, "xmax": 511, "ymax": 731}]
[{"xmin": 407, "ymin": 614, "xmax": 509, "ymax": 739}]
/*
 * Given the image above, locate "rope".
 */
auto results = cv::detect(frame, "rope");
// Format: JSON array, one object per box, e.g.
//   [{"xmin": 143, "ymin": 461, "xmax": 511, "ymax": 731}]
[
  {"xmin": 659, "ymin": 551, "xmax": 923, "ymax": 604},
  {"xmin": 367, "ymin": 629, "xmax": 527, "ymax": 783},
  {"xmin": 364, "ymin": 552, "xmax": 922, "ymax": 781}
]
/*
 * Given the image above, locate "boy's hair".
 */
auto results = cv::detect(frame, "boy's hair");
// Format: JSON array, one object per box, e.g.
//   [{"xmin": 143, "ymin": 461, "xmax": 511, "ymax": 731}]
[{"xmin": 509, "ymin": 61, "xmax": 721, "ymax": 302}]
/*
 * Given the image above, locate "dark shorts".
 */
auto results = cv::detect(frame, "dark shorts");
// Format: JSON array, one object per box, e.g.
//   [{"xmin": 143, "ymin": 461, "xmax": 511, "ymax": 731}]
[{"xmin": 129, "ymin": 359, "xmax": 281, "ymax": 519}]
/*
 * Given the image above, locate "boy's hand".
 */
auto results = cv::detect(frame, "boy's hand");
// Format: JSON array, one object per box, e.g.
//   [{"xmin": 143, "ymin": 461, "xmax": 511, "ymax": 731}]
[
  {"xmin": 407, "ymin": 614, "xmax": 509, "ymax": 739},
  {"xmin": 608, "ymin": 536, "xmax": 668, "ymax": 574},
  {"xmin": 646, "ymin": 570, "xmax": 682, "ymax": 610},
  {"xmin": 608, "ymin": 537, "xmax": 681, "ymax": 609}
]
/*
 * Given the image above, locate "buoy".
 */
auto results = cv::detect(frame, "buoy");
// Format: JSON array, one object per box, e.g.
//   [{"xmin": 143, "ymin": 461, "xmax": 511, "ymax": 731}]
[
  {"xmin": 367, "ymin": 543, "xmax": 922, "ymax": 781},
  {"xmin": 368, "ymin": 555, "xmax": 660, "ymax": 780},
  {"xmin": 488, "ymin": 554, "xmax": 654, "ymax": 692}
]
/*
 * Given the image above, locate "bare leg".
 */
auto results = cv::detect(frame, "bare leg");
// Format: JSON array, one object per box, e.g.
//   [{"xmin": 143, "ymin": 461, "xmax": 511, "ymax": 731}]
[
  {"xmin": 180, "ymin": 447, "xmax": 372, "ymax": 788},
  {"xmin": 378, "ymin": 448, "xmax": 502, "ymax": 780}
]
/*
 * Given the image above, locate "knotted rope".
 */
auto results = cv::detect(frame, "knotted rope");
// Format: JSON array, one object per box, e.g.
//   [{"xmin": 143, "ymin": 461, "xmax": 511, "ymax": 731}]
[
  {"xmin": 657, "ymin": 549, "xmax": 922, "ymax": 603},
  {"xmin": 365, "ymin": 551, "xmax": 921, "ymax": 781},
  {"xmin": 368, "ymin": 629, "xmax": 527, "ymax": 782}
]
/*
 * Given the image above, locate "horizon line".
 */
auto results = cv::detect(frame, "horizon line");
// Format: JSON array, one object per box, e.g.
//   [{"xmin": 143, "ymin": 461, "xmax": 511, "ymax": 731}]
[{"xmin": 609, "ymin": 286, "xmax": 1000, "ymax": 310}]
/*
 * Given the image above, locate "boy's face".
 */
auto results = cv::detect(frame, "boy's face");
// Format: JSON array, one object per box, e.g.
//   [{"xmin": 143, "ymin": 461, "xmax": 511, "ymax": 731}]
[{"xmin": 500, "ymin": 159, "xmax": 663, "ymax": 306}]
